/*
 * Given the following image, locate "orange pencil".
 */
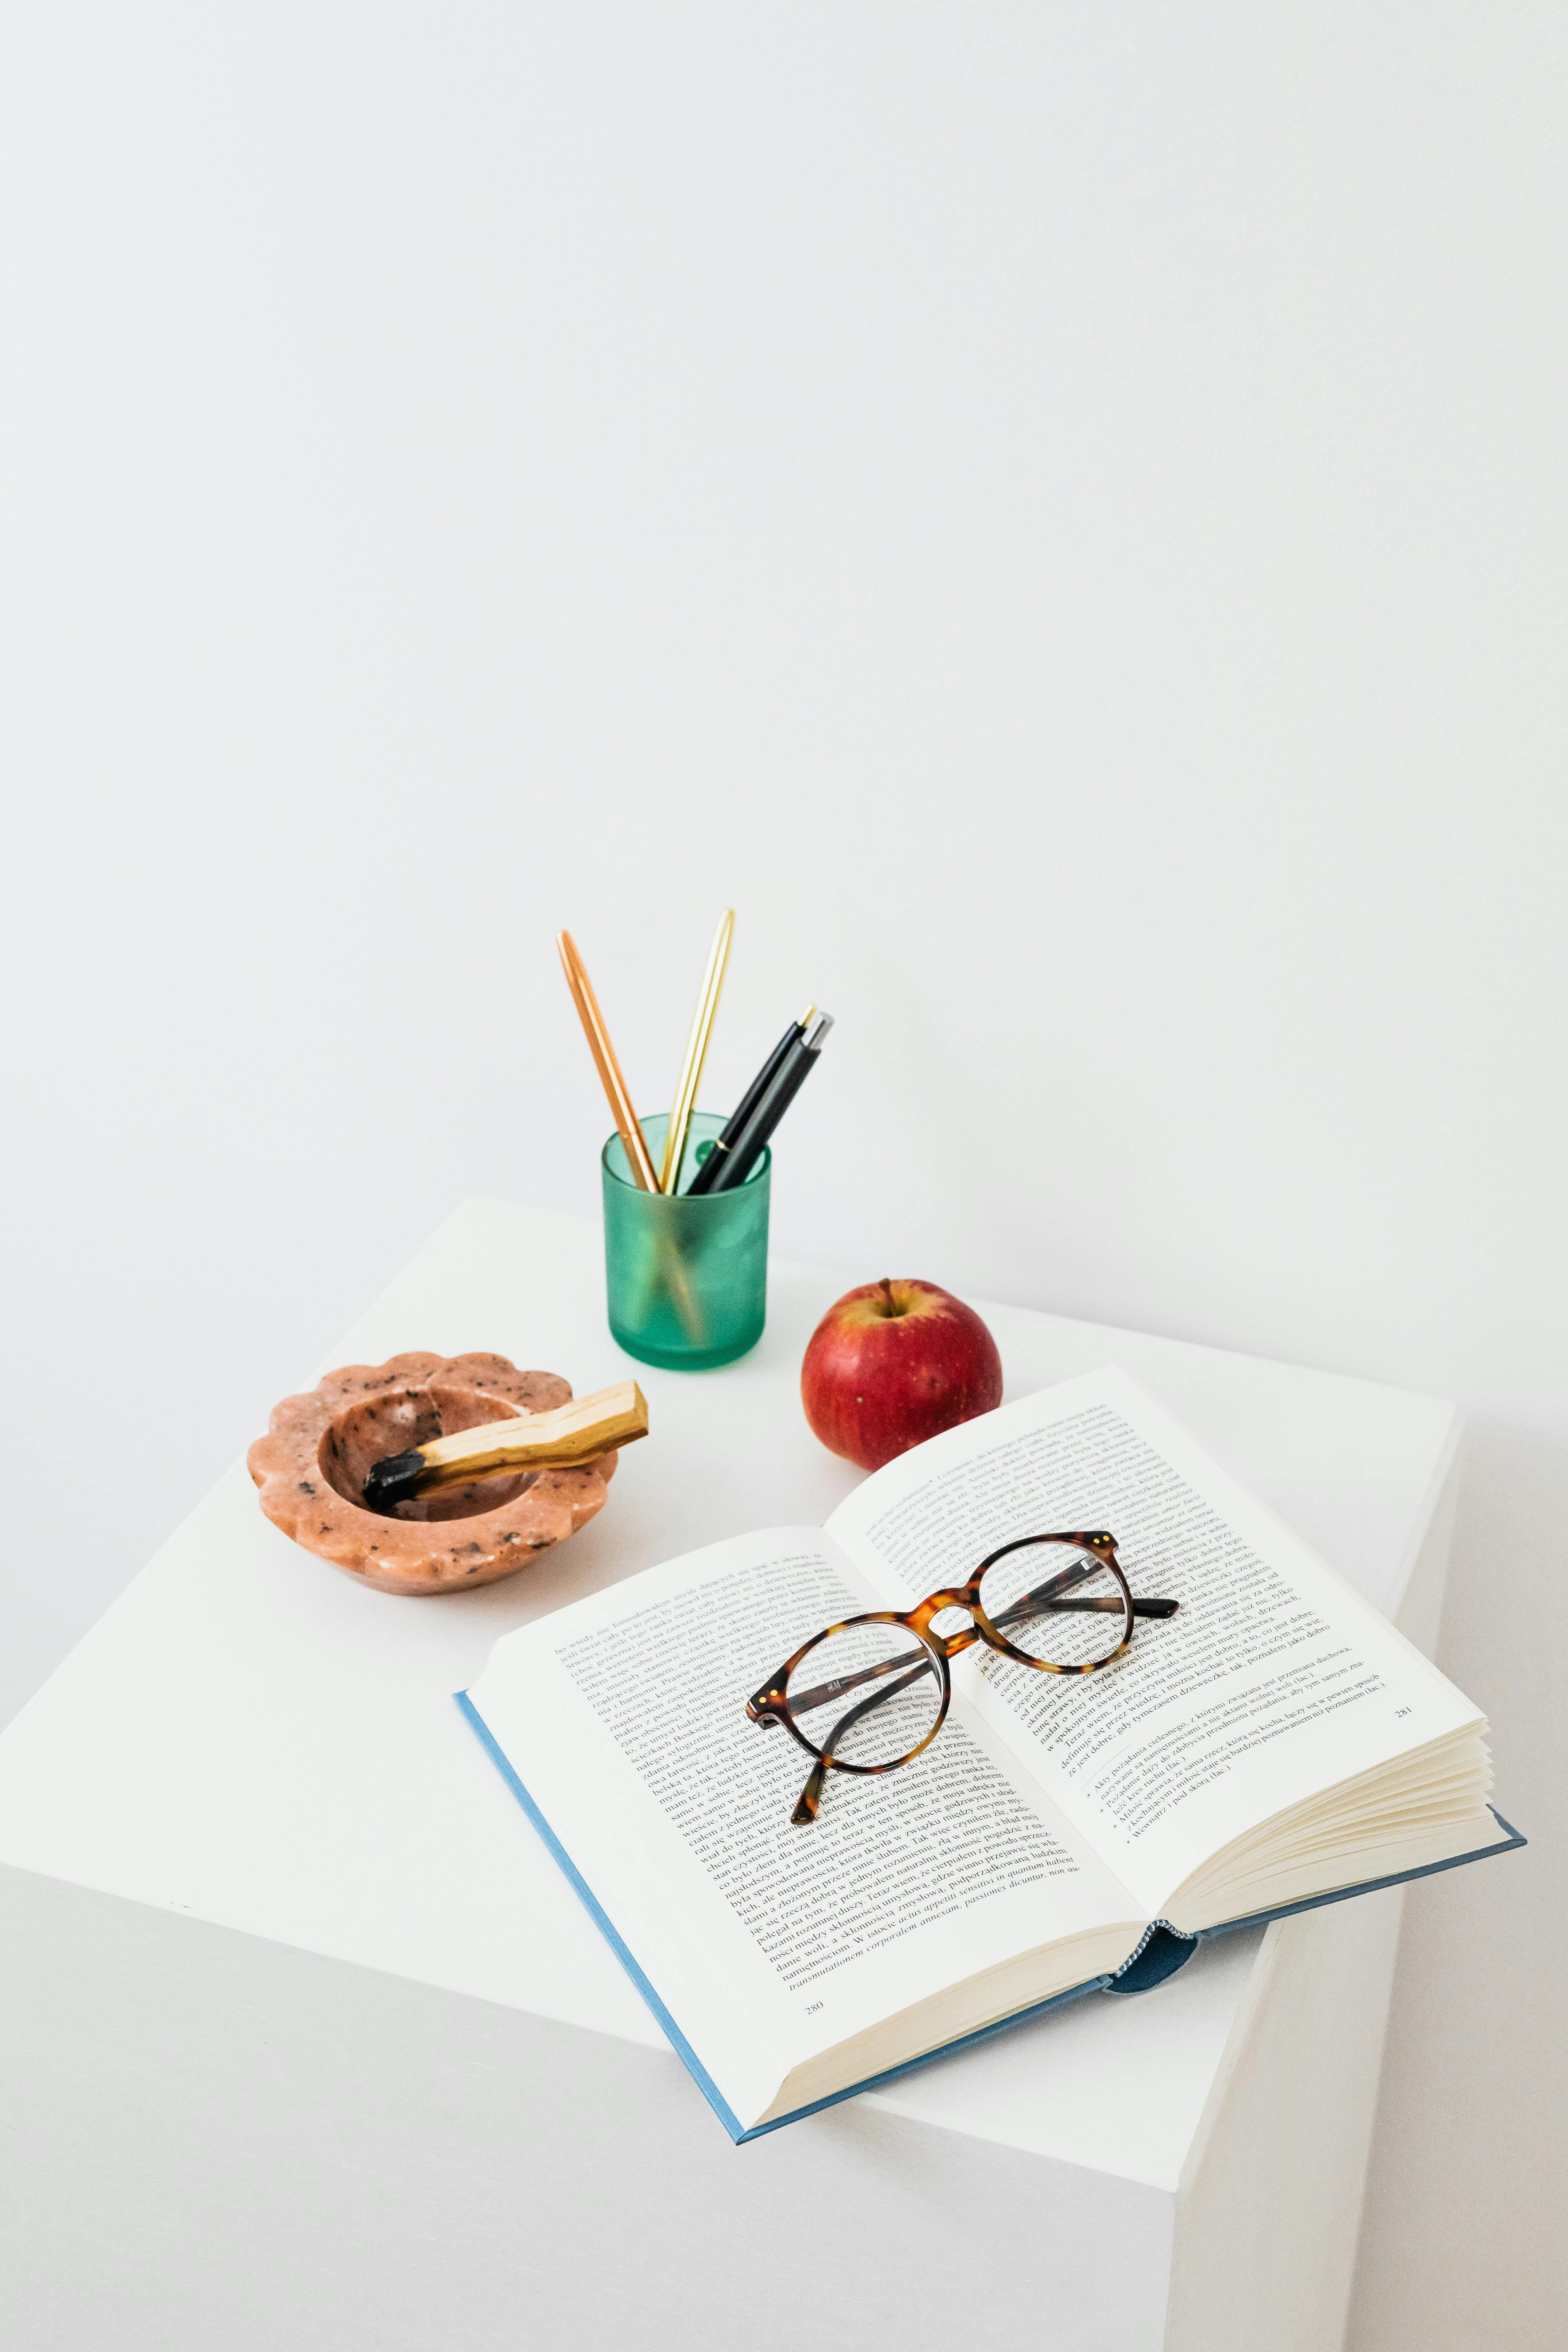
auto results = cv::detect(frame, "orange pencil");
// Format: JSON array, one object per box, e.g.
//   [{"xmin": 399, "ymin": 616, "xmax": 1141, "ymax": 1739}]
[{"xmin": 557, "ymin": 930, "xmax": 661, "ymax": 1191}]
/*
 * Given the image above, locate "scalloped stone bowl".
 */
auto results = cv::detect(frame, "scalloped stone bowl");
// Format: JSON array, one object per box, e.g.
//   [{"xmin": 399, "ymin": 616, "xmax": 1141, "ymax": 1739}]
[{"xmin": 247, "ymin": 1350, "xmax": 619, "ymax": 1597}]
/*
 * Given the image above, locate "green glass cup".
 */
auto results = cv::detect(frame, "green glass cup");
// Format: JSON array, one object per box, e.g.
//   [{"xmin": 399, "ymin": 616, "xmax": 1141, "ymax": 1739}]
[{"xmin": 601, "ymin": 1111, "xmax": 770, "ymax": 1370}]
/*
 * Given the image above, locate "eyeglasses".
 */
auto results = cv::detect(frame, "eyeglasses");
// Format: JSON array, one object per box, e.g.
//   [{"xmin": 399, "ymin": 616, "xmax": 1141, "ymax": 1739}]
[{"xmin": 745, "ymin": 1531, "xmax": 1179, "ymax": 1825}]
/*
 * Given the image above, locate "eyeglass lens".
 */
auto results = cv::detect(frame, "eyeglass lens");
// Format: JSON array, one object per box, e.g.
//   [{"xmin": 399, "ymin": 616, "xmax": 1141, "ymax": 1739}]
[
  {"xmin": 783, "ymin": 1621, "xmax": 942, "ymax": 1767},
  {"xmin": 978, "ymin": 1541, "xmax": 1132, "ymax": 1668}
]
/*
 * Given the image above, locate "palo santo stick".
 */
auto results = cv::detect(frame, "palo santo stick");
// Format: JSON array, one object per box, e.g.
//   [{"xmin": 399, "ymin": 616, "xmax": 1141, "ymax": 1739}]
[{"xmin": 361, "ymin": 1382, "xmax": 648, "ymax": 1512}]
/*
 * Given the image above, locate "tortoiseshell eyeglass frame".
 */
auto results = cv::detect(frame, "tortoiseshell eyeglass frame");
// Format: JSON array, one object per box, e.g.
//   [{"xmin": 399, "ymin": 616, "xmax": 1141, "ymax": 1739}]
[{"xmin": 746, "ymin": 1532, "xmax": 1179, "ymax": 1825}]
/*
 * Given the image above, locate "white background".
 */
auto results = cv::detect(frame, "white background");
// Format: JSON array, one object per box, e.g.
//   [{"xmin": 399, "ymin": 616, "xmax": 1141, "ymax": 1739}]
[{"xmin": 1, "ymin": 5, "xmax": 1562, "ymax": 2344}]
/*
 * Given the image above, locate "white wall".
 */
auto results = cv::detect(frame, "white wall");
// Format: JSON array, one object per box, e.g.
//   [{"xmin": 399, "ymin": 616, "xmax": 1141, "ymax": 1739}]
[{"xmin": 1, "ymin": 6, "xmax": 1562, "ymax": 2344}]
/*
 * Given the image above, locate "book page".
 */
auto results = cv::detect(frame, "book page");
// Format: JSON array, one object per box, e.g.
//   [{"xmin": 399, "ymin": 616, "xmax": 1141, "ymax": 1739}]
[
  {"xmin": 464, "ymin": 1528, "xmax": 1143, "ymax": 2130},
  {"xmin": 825, "ymin": 1369, "xmax": 1485, "ymax": 1919}
]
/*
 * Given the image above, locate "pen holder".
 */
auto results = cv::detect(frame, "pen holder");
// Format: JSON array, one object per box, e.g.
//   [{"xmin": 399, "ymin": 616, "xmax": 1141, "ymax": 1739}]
[{"xmin": 602, "ymin": 1111, "xmax": 769, "ymax": 1370}]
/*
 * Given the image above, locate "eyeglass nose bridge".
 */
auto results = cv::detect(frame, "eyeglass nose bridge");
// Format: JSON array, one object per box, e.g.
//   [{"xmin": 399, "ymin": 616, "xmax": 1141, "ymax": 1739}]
[{"xmin": 910, "ymin": 1590, "xmax": 983, "ymax": 1655}]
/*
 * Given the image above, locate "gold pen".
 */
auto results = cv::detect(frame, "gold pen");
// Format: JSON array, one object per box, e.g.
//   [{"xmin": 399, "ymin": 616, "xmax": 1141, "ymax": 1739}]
[{"xmin": 660, "ymin": 908, "xmax": 735, "ymax": 1193}]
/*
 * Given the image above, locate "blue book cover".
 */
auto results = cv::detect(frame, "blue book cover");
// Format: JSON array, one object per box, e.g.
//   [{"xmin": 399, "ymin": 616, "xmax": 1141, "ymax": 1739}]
[
  {"xmin": 456, "ymin": 1689, "xmax": 1523, "ymax": 2147},
  {"xmin": 454, "ymin": 1373, "xmax": 1524, "ymax": 2142}
]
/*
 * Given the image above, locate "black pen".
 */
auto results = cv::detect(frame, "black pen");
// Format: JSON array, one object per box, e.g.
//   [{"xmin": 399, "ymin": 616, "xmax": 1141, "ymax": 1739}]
[
  {"xmin": 685, "ymin": 1005, "xmax": 815, "ymax": 1196},
  {"xmin": 706, "ymin": 1012, "xmax": 834, "ymax": 1192}
]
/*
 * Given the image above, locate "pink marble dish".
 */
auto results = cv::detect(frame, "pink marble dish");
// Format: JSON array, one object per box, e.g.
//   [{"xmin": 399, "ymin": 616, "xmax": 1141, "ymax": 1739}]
[{"xmin": 247, "ymin": 1351, "xmax": 619, "ymax": 1597}]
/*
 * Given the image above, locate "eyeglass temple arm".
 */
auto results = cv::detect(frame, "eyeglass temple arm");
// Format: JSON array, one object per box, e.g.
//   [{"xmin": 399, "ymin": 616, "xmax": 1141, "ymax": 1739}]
[
  {"xmin": 791, "ymin": 1660, "xmax": 935, "ymax": 1826},
  {"xmin": 772, "ymin": 1646, "xmax": 933, "ymax": 1717},
  {"xmin": 994, "ymin": 1590, "xmax": 1179, "ymax": 1628},
  {"xmin": 991, "ymin": 1556, "xmax": 1179, "ymax": 1632},
  {"xmin": 776, "ymin": 1586, "xmax": 1180, "ymax": 1826},
  {"xmin": 987, "ymin": 1553, "xmax": 1106, "ymax": 1624},
  {"xmin": 752, "ymin": 1565, "xmax": 1114, "ymax": 1716},
  {"xmin": 786, "ymin": 1585, "xmax": 1176, "ymax": 1824},
  {"xmin": 764, "ymin": 1586, "xmax": 1180, "ymax": 1720}
]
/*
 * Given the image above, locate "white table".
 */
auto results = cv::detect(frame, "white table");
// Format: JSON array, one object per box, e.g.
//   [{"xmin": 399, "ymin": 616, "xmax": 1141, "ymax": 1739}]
[{"xmin": 0, "ymin": 1200, "xmax": 1462, "ymax": 2352}]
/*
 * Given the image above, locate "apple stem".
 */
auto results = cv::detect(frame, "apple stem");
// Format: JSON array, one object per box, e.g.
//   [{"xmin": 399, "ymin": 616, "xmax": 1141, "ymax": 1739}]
[{"xmin": 877, "ymin": 1278, "xmax": 900, "ymax": 1318}]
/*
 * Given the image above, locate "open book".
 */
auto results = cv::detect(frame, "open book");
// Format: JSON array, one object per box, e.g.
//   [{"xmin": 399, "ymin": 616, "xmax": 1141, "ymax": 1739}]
[{"xmin": 459, "ymin": 1369, "xmax": 1520, "ymax": 2141}]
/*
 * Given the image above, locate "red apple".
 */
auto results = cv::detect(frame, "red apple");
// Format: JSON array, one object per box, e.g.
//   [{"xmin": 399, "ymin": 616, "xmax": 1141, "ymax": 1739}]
[{"xmin": 800, "ymin": 1277, "xmax": 1004, "ymax": 1472}]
